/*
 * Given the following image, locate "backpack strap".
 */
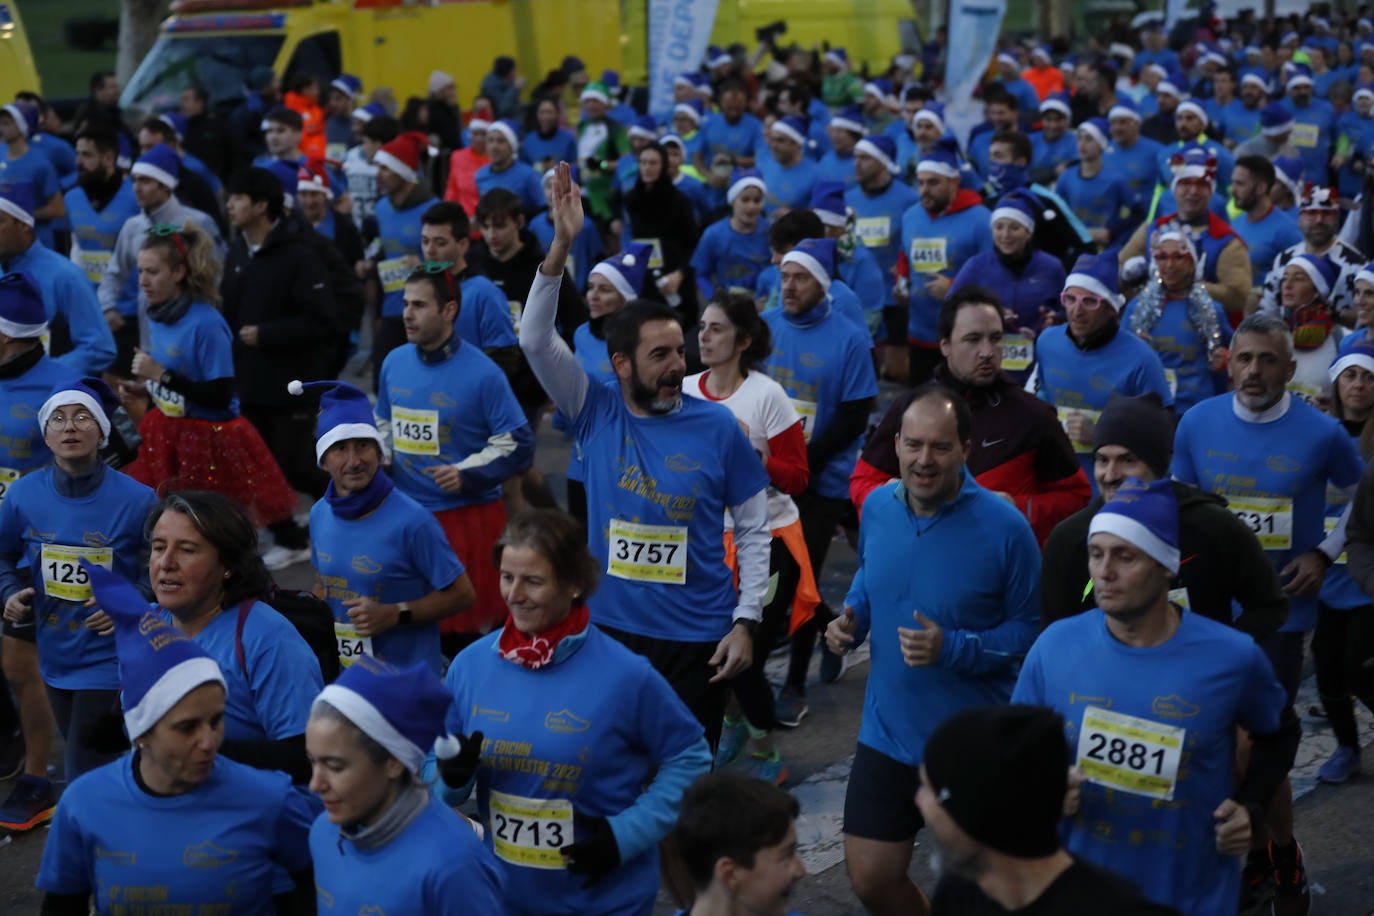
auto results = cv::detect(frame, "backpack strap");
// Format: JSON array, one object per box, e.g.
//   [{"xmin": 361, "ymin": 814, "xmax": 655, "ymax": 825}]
[{"xmin": 235, "ymin": 599, "xmax": 254, "ymax": 679}]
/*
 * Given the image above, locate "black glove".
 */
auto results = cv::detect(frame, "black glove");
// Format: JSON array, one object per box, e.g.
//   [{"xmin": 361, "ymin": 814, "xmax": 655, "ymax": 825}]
[
  {"xmin": 435, "ymin": 730, "xmax": 484, "ymax": 788},
  {"xmin": 560, "ymin": 812, "xmax": 620, "ymax": 886}
]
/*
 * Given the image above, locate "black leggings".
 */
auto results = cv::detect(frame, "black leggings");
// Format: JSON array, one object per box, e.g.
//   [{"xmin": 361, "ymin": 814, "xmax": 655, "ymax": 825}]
[
  {"xmin": 786, "ymin": 492, "xmax": 849, "ymax": 692},
  {"xmin": 731, "ymin": 537, "xmax": 803, "ymax": 732},
  {"xmin": 1313, "ymin": 602, "xmax": 1374, "ymax": 749},
  {"xmin": 46, "ymin": 686, "xmax": 122, "ymax": 782}
]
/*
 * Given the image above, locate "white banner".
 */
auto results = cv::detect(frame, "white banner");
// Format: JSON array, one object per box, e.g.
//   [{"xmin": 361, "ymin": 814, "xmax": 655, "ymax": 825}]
[
  {"xmin": 648, "ymin": 0, "xmax": 721, "ymax": 119},
  {"xmin": 944, "ymin": 0, "xmax": 1007, "ymax": 114}
]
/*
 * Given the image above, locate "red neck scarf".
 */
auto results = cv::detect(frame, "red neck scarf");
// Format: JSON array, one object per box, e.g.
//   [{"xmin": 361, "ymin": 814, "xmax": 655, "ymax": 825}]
[{"xmin": 497, "ymin": 605, "xmax": 590, "ymax": 670}]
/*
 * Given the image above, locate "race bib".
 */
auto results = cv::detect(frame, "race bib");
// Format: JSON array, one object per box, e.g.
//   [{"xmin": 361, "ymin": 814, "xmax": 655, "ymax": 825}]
[
  {"xmin": 607, "ymin": 519, "xmax": 688, "ymax": 585},
  {"xmin": 1228, "ymin": 496, "xmax": 1293, "ymax": 550},
  {"xmin": 489, "ymin": 790, "xmax": 573, "ymax": 869},
  {"xmin": 1167, "ymin": 586, "xmax": 1190, "ymax": 610},
  {"xmin": 147, "ymin": 380, "xmax": 186, "ymax": 418},
  {"xmin": 1055, "ymin": 405, "xmax": 1102, "ymax": 455},
  {"xmin": 633, "ymin": 238, "xmax": 665, "ymax": 270},
  {"xmin": 1289, "ymin": 122, "xmax": 1319, "ymax": 148},
  {"xmin": 0, "ymin": 467, "xmax": 19, "ymax": 504},
  {"xmin": 326, "ymin": 142, "xmax": 347, "ymax": 162},
  {"xmin": 1076, "ymin": 705, "xmax": 1186, "ymax": 801},
  {"xmin": 1324, "ymin": 515, "xmax": 1348, "ymax": 565},
  {"xmin": 1164, "ymin": 368, "xmax": 1178, "ymax": 400},
  {"xmin": 908, "ymin": 238, "xmax": 947, "ymax": 272},
  {"xmin": 40, "ymin": 544, "xmax": 113, "ymax": 602},
  {"xmin": 1286, "ymin": 380, "xmax": 1322, "ymax": 405},
  {"xmin": 392, "ymin": 406, "xmax": 440, "ymax": 455},
  {"xmin": 790, "ymin": 398, "xmax": 817, "ymax": 443},
  {"xmin": 1002, "ymin": 334, "xmax": 1033, "ymax": 372},
  {"xmin": 508, "ymin": 300, "xmax": 523, "ymax": 334},
  {"xmin": 855, "ymin": 217, "xmax": 890, "ymax": 247},
  {"xmin": 379, "ymin": 256, "xmax": 412, "ymax": 294},
  {"xmin": 333, "ymin": 620, "xmax": 373, "ymax": 668},
  {"xmin": 77, "ymin": 249, "xmax": 110, "ymax": 285}
]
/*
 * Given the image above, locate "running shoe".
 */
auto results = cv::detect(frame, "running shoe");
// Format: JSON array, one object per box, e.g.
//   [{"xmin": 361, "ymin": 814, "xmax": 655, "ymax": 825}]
[
  {"xmin": 818, "ymin": 640, "xmax": 849, "ymax": 684},
  {"xmin": 746, "ymin": 751, "xmax": 787, "ymax": 786},
  {"xmin": 1238, "ymin": 846, "xmax": 1275, "ymax": 915},
  {"xmin": 1317, "ymin": 745, "xmax": 1361, "ymax": 784},
  {"xmin": 1271, "ymin": 838, "xmax": 1311, "ymax": 916},
  {"xmin": 261, "ymin": 544, "xmax": 312, "ymax": 571},
  {"xmin": 0, "ymin": 775, "xmax": 55, "ymax": 832},
  {"xmin": 714, "ymin": 717, "xmax": 748, "ymax": 768},
  {"xmin": 773, "ymin": 687, "xmax": 809, "ymax": 728}
]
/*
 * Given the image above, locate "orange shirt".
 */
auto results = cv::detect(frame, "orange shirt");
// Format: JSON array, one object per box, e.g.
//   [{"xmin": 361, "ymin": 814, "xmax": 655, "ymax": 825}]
[
  {"xmin": 1020, "ymin": 66, "xmax": 1064, "ymax": 101},
  {"xmin": 284, "ymin": 90, "xmax": 327, "ymax": 159}
]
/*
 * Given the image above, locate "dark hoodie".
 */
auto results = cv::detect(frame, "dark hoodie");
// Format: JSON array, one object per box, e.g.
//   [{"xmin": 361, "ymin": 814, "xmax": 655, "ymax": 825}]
[
  {"xmin": 1041, "ymin": 479, "xmax": 1287, "ymax": 642},
  {"xmin": 472, "ymin": 227, "xmax": 587, "ymax": 347}
]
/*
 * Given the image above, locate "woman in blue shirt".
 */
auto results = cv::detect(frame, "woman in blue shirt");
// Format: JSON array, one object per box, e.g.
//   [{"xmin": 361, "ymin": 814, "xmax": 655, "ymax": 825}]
[
  {"xmin": 0, "ymin": 378, "xmax": 156, "ymax": 787},
  {"xmin": 122, "ymin": 223, "xmax": 300, "ymax": 545},
  {"xmin": 307, "ymin": 658, "xmax": 503, "ymax": 914},
  {"xmin": 440, "ymin": 509, "xmax": 712, "ymax": 915},
  {"xmin": 37, "ymin": 565, "xmax": 315, "ymax": 916}
]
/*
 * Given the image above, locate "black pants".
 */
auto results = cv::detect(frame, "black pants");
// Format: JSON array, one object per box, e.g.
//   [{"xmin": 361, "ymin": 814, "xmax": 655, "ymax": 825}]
[
  {"xmin": 731, "ymin": 537, "xmax": 802, "ymax": 732},
  {"xmin": 1314, "ymin": 601, "xmax": 1374, "ymax": 749},
  {"xmin": 242, "ymin": 404, "xmax": 328, "ymax": 501},
  {"xmin": 786, "ymin": 492, "xmax": 849, "ymax": 692},
  {"xmin": 46, "ymin": 686, "xmax": 122, "ymax": 782},
  {"xmin": 372, "ymin": 315, "xmax": 408, "ymax": 393},
  {"xmin": 600, "ymin": 624, "xmax": 728, "ymax": 752},
  {"xmin": 907, "ymin": 344, "xmax": 942, "ymax": 386}
]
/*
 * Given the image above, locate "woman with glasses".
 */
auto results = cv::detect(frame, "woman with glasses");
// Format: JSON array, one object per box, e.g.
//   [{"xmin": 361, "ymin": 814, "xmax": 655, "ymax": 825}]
[
  {"xmin": 0, "ymin": 378, "xmax": 156, "ymax": 787},
  {"xmin": 121, "ymin": 223, "xmax": 300, "ymax": 535},
  {"xmin": 1122, "ymin": 230, "xmax": 1232, "ymax": 414}
]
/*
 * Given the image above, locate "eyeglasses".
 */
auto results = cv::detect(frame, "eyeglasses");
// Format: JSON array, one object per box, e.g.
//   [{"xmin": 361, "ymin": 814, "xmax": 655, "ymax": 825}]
[
  {"xmin": 148, "ymin": 224, "xmax": 187, "ymax": 259},
  {"xmin": 413, "ymin": 260, "xmax": 459, "ymax": 301},
  {"xmin": 1153, "ymin": 252, "xmax": 1195, "ymax": 263},
  {"xmin": 45, "ymin": 411, "xmax": 99, "ymax": 431},
  {"xmin": 1060, "ymin": 291, "xmax": 1108, "ymax": 311}
]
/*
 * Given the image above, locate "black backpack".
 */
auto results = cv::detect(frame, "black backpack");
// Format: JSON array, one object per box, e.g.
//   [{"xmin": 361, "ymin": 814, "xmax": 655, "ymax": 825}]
[{"xmin": 234, "ymin": 586, "xmax": 341, "ymax": 684}]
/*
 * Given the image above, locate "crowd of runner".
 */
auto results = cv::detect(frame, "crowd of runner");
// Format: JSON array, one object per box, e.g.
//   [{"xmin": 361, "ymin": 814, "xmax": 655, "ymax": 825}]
[{"xmin": 0, "ymin": 5, "xmax": 1372, "ymax": 915}]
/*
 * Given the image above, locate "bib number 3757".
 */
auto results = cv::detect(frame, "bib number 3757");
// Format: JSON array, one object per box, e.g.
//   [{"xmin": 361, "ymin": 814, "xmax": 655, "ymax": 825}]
[{"xmin": 607, "ymin": 519, "xmax": 688, "ymax": 585}]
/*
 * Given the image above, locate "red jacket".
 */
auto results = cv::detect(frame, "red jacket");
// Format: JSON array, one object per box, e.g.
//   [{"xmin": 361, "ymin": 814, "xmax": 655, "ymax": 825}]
[
  {"xmin": 445, "ymin": 147, "xmax": 490, "ymax": 219},
  {"xmin": 284, "ymin": 91, "xmax": 326, "ymax": 160}
]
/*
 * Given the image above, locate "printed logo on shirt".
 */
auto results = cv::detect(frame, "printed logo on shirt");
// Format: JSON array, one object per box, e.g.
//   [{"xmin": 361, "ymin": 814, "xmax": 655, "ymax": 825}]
[
  {"xmin": 800, "ymin": 352, "xmax": 825, "ymax": 369},
  {"xmin": 10, "ymin": 402, "xmax": 35, "ymax": 418},
  {"xmin": 94, "ymin": 845, "xmax": 135, "ymax": 865},
  {"xmin": 545, "ymin": 709, "xmax": 591, "ymax": 734},
  {"xmin": 359, "ymin": 907, "xmax": 386, "ymax": 916},
  {"xmin": 1265, "ymin": 454, "xmax": 1301, "ymax": 474},
  {"xmin": 430, "ymin": 391, "xmax": 457, "ymax": 409},
  {"xmin": 351, "ymin": 555, "xmax": 382, "ymax": 575},
  {"xmin": 1150, "ymin": 694, "xmax": 1201, "ymax": 719},
  {"xmin": 664, "ymin": 453, "xmax": 700, "ymax": 473},
  {"xmin": 1089, "ymin": 374, "xmax": 1115, "ymax": 392},
  {"xmin": 182, "ymin": 841, "xmax": 240, "ymax": 868},
  {"xmin": 1067, "ymin": 693, "xmax": 1111, "ymax": 708},
  {"xmin": 472, "ymin": 705, "xmax": 510, "ymax": 723}
]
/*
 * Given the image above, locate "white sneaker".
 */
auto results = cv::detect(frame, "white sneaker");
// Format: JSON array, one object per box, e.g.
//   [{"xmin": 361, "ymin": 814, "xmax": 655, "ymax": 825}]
[{"xmin": 261, "ymin": 544, "xmax": 312, "ymax": 571}]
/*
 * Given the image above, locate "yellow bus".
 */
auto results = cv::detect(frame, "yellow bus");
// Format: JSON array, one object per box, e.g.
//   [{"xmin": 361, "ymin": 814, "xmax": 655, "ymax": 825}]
[{"xmin": 0, "ymin": 2, "xmax": 41, "ymax": 98}]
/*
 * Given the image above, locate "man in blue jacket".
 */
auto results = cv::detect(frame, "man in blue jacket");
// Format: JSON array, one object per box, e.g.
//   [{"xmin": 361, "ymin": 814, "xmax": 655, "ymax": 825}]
[{"xmin": 827, "ymin": 383, "xmax": 1041, "ymax": 916}]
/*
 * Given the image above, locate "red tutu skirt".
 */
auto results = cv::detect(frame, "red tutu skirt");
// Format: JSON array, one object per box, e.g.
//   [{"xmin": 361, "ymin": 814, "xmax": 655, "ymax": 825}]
[
  {"xmin": 434, "ymin": 500, "xmax": 509, "ymax": 635},
  {"xmin": 126, "ymin": 409, "xmax": 299, "ymax": 528}
]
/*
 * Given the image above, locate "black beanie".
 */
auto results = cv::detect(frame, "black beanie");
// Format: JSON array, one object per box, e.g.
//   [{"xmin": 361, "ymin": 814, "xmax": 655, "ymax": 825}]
[
  {"xmin": 1092, "ymin": 391, "xmax": 1173, "ymax": 478},
  {"xmin": 923, "ymin": 705, "xmax": 1068, "ymax": 858}
]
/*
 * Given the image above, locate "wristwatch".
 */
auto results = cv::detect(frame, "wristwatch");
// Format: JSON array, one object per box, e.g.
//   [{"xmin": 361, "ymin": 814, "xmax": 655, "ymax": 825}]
[
  {"xmin": 732, "ymin": 618, "xmax": 759, "ymax": 637},
  {"xmin": 397, "ymin": 602, "xmax": 413, "ymax": 625}
]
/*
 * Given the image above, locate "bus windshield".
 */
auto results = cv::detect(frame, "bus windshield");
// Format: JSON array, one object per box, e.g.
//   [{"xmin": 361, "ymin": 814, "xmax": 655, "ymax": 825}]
[{"xmin": 121, "ymin": 34, "xmax": 284, "ymax": 117}]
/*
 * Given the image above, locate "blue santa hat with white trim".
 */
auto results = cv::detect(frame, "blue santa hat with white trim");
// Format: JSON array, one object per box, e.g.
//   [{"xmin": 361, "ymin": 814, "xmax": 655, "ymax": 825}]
[
  {"xmin": 288, "ymin": 379, "xmax": 386, "ymax": 466},
  {"xmin": 1088, "ymin": 476, "xmax": 1181, "ymax": 573},
  {"xmin": 916, "ymin": 137, "xmax": 962, "ymax": 180},
  {"xmin": 314, "ymin": 656, "xmax": 453, "ymax": 775},
  {"xmin": 330, "ymin": 73, "xmax": 363, "ymax": 99},
  {"xmin": 351, "ymin": 101, "xmax": 386, "ymax": 122},
  {"xmin": 0, "ymin": 102, "xmax": 37, "ymax": 139},
  {"xmin": 707, "ymin": 45, "xmax": 733, "ymax": 69},
  {"xmin": 727, "ymin": 167, "xmax": 766, "ymax": 204},
  {"xmin": 158, "ymin": 112, "xmax": 188, "ymax": 143},
  {"xmin": 825, "ymin": 47, "xmax": 850, "ymax": 68},
  {"xmin": 1288, "ymin": 252, "xmax": 1338, "ymax": 300},
  {"xmin": 131, "ymin": 144, "xmax": 181, "ymax": 190},
  {"xmin": 989, "ymin": 189, "xmax": 1042, "ymax": 233},
  {"xmin": 87, "ymin": 563, "xmax": 226, "ymax": 741},
  {"xmin": 1039, "ymin": 92, "xmax": 1071, "ymax": 118},
  {"xmin": 488, "ymin": 119, "xmax": 521, "ymax": 151},
  {"xmin": 829, "ymin": 104, "xmax": 865, "ymax": 136},
  {"xmin": 1287, "ymin": 63, "xmax": 1314, "ymax": 89},
  {"xmin": 673, "ymin": 97, "xmax": 704, "ymax": 125},
  {"xmin": 1077, "ymin": 117, "xmax": 1110, "ymax": 151},
  {"xmin": 39, "ymin": 377, "xmax": 118, "ymax": 445},
  {"xmin": 1064, "ymin": 253, "xmax": 1123, "ymax": 312},
  {"xmin": 781, "ymin": 237, "xmax": 836, "ymax": 293},
  {"xmin": 771, "ymin": 115, "xmax": 812, "ymax": 148},
  {"xmin": 1330, "ymin": 337, "xmax": 1374, "ymax": 384},
  {"xmin": 1108, "ymin": 96, "xmax": 1142, "ymax": 123},
  {"xmin": 809, "ymin": 181, "xmax": 848, "ymax": 228},
  {"xmin": 0, "ymin": 271, "xmax": 45, "ymax": 340},
  {"xmin": 854, "ymin": 134, "xmax": 898, "ymax": 174},
  {"xmin": 1260, "ymin": 102, "xmax": 1294, "ymax": 136},
  {"xmin": 863, "ymin": 78, "xmax": 897, "ymax": 109},
  {"xmin": 912, "ymin": 101, "xmax": 946, "ymax": 133},
  {"xmin": 590, "ymin": 242, "xmax": 651, "ymax": 302},
  {"xmin": 629, "ymin": 115, "xmax": 658, "ymax": 142},
  {"xmin": 0, "ymin": 183, "xmax": 35, "ymax": 229}
]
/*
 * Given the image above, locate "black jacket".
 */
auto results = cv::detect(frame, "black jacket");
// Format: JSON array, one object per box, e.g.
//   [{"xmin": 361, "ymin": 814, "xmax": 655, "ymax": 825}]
[
  {"xmin": 221, "ymin": 217, "xmax": 337, "ymax": 407},
  {"xmin": 471, "ymin": 229, "xmax": 587, "ymax": 347},
  {"xmin": 1042, "ymin": 479, "xmax": 1287, "ymax": 642}
]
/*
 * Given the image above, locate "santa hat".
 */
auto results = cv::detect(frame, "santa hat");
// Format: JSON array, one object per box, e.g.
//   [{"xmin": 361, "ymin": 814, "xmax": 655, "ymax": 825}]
[
  {"xmin": 374, "ymin": 131, "xmax": 429, "ymax": 184},
  {"xmin": 131, "ymin": 144, "xmax": 181, "ymax": 190},
  {"xmin": 673, "ymin": 98, "xmax": 704, "ymax": 125},
  {"xmin": 351, "ymin": 102, "xmax": 386, "ymax": 122},
  {"xmin": 916, "ymin": 138, "xmax": 962, "ymax": 180},
  {"xmin": 990, "ymin": 189, "xmax": 1042, "ymax": 233},
  {"xmin": 1287, "ymin": 63, "xmax": 1314, "ymax": 89},
  {"xmin": 781, "ymin": 238, "xmax": 836, "ymax": 293},
  {"xmin": 1280, "ymin": 30, "xmax": 1300, "ymax": 47},
  {"xmin": 1330, "ymin": 337, "xmax": 1374, "ymax": 384},
  {"xmin": 1358, "ymin": 264, "xmax": 1374, "ymax": 290},
  {"xmin": 0, "ymin": 102, "xmax": 37, "ymax": 139},
  {"xmin": 913, "ymin": 101, "xmax": 946, "ymax": 133},
  {"xmin": 158, "ymin": 112, "xmax": 188, "ymax": 143},
  {"xmin": 1300, "ymin": 183, "xmax": 1340, "ymax": 211},
  {"xmin": 1039, "ymin": 93, "xmax": 1071, "ymax": 118},
  {"xmin": 1143, "ymin": 62, "xmax": 1168, "ymax": 80},
  {"xmin": 1077, "ymin": 118, "xmax": 1109, "ymax": 151},
  {"xmin": 1088, "ymin": 477, "xmax": 1180, "ymax": 573},
  {"xmin": 854, "ymin": 135, "xmax": 898, "ymax": 174},
  {"xmin": 0, "ymin": 271, "xmax": 46, "ymax": 338},
  {"xmin": 1288, "ymin": 252, "xmax": 1338, "ymax": 300},
  {"xmin": 1031, "ymin": 45, "xmax": 1052, "ymax": 64},
  {"xmin": 829, "ymin": 105, "xmax": 865, "ymax": 136},
  {"xmin": 1155, "ymin": 76, "xmax": 1184, "ymax": 99},
  {"xmin": 1108, "ymin": 42, "xmax": 1135, "ymax": 61},
  {"xmin": 1064, "ymin": 253, "xmax": 1123, "ymax": 312},
  {"xmin": 673, "ymin": 72, "xmax": 698, "ymax": 92},
  {"xmin": 1152, "ymin": 228, "xmax": 1198, "ymax": 264},
  {"xmin": 1260, "ymin": 102, "xmax": 1294, "ymax": 137},
  {"xmin": 771, "ymin": 115, "xmax": 811, "ymax": 147},
  {"xmin": 288, "ymin": 379, "xmax": 385, "ymax": 466},
  {"xmin": 331, "ymin": 73, "xmax": 363, "ymax": 98},
  {"xmin": 0, "ymin": 184, "xmax": 35, "ymax": 228},
  {"xmin": 863, "ymin": 78, "xmax": 897, "ymax": 109},
  {"xmin": 629, "ymin": 115, "xmax": 658, "ymax": 142},
  {"xmin": 296, "ymin": 158, "xmax": 339, "ymax": 200},
  {"xmin": 487, "ymin": 119, "xmax": 520, "ymax": 152},
  {"xmin": 825, "ymin": 47, "xmax": 849, "ymax": 68},
  {"xmin": 1240, "ymin": 73, "xmax": 1270, "ymax": 92},
  {"xmin": 314, "ymin": 656, "xmax": 453, "ymax": 776},
  {"xmin": 707, "ymin": 46, "xmax": 733, "ymax": 69},
  {"xmin": 88, "ymin": 563, "xmax": 225, "ymax": 741},
  {"xmin": 727, "ymin": 167, "xmax": 766, "ymax": 204},
  {"xmin": 809, "ymin": 181, "xmax": 848, "ymax": 228},
  {"xmin": 1169, "ymin": 148, "xmax": 1216, "ymax": 190},
  {"xmin": 1108, "ymin": 97, "xmax": 1143, "ymax": 123},
  {"xmin": 1355, "ymin": 84, "xmax": 1374, "ymax": 104},
  {"xmin": 589, "ymin": 242, "xmax": 652, "ymax": 302},
  {"xmin": 467, "ymin": 117, "xmax": 492, "ymax": 133},
  {"xmin": 659, "ymin": 133, "xmax": 687, "ymax": 153},
  {"xmin": 579, "ymin": 80, "xmax": 611, "ymax": 106},
  {"xmin": 428, "ymin": 70, "xmax": 456, "ymax": 95},
  {"xmin": 996, "ymin": 50, "xmax": 1020, "ymax": 70},
  {"xmin": 1175, "ymin": 98, "xmax": 1207, "ymax": 121},
  {"xmin": 1274, "ymin": 157, "xmax": 1304, "ymax": 198},
  {"xmin": 39, "ymin": 377, "xmax": 118, "ymax": 445}
]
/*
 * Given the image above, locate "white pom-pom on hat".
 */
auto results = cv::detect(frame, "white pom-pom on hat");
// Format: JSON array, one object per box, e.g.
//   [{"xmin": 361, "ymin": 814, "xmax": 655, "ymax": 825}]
[
  {"xmin": 287, "ymin": 379, "xmax": 304, "ymax": 396},
  {"xmin": 434, "ymin": 734, "xmax": 462, "ymax": 759},
  {"xmin": 623, "ymin": 254, "xmax": 636, "ymax": 267}
]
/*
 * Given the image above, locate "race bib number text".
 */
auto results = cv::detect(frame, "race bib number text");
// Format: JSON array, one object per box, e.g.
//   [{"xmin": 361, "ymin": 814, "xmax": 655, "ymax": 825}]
[
  {"xmin": 40, "ymin": 545, "xmax": 113, "ymax": 602},
  {"xmin": 148, "ymin": 380, "xmax": 186, "ymax": 418},
  {"xmin": 790, "ymin": 399, "xmax": 817, "ymax": 443},
  {"xmin": 1055, "ymin": 405, "xmax": 1102, "ymax": 455},
  {"xmin": 334, "ymin": 620, "xmax": 373, "ymax": 668},
  {"xmin": 908, "ymin": 238, "xmax": 948, "ymax": 272},
  {"xmin": 607, "ymin": 519, "xmax": 688, "ymax": 585},
  {"xmin": 1228, "ymin": 496, "xmax": 1293, "ymax": 550},
  {"xmin": 855, "ymin": 217, "xmax": 890, "ymax": 247},
  {"xmin": 489, "ymin": 790, "xmax": 573, "ymax": 869},
  {"xmin": 1076, "ymin": 705, "xmax": 1185, "ymax": 800},
  {"xmin": 392, "ymin": 407, "xmax": 440, "ymax": 456},
  {"xmin": 379, "ymin": 256, "xmax": 412, "ymax": 294},
  {"xmin": 1002, "ymin": 335, "xmax": 1033, "ymax": 372}
]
